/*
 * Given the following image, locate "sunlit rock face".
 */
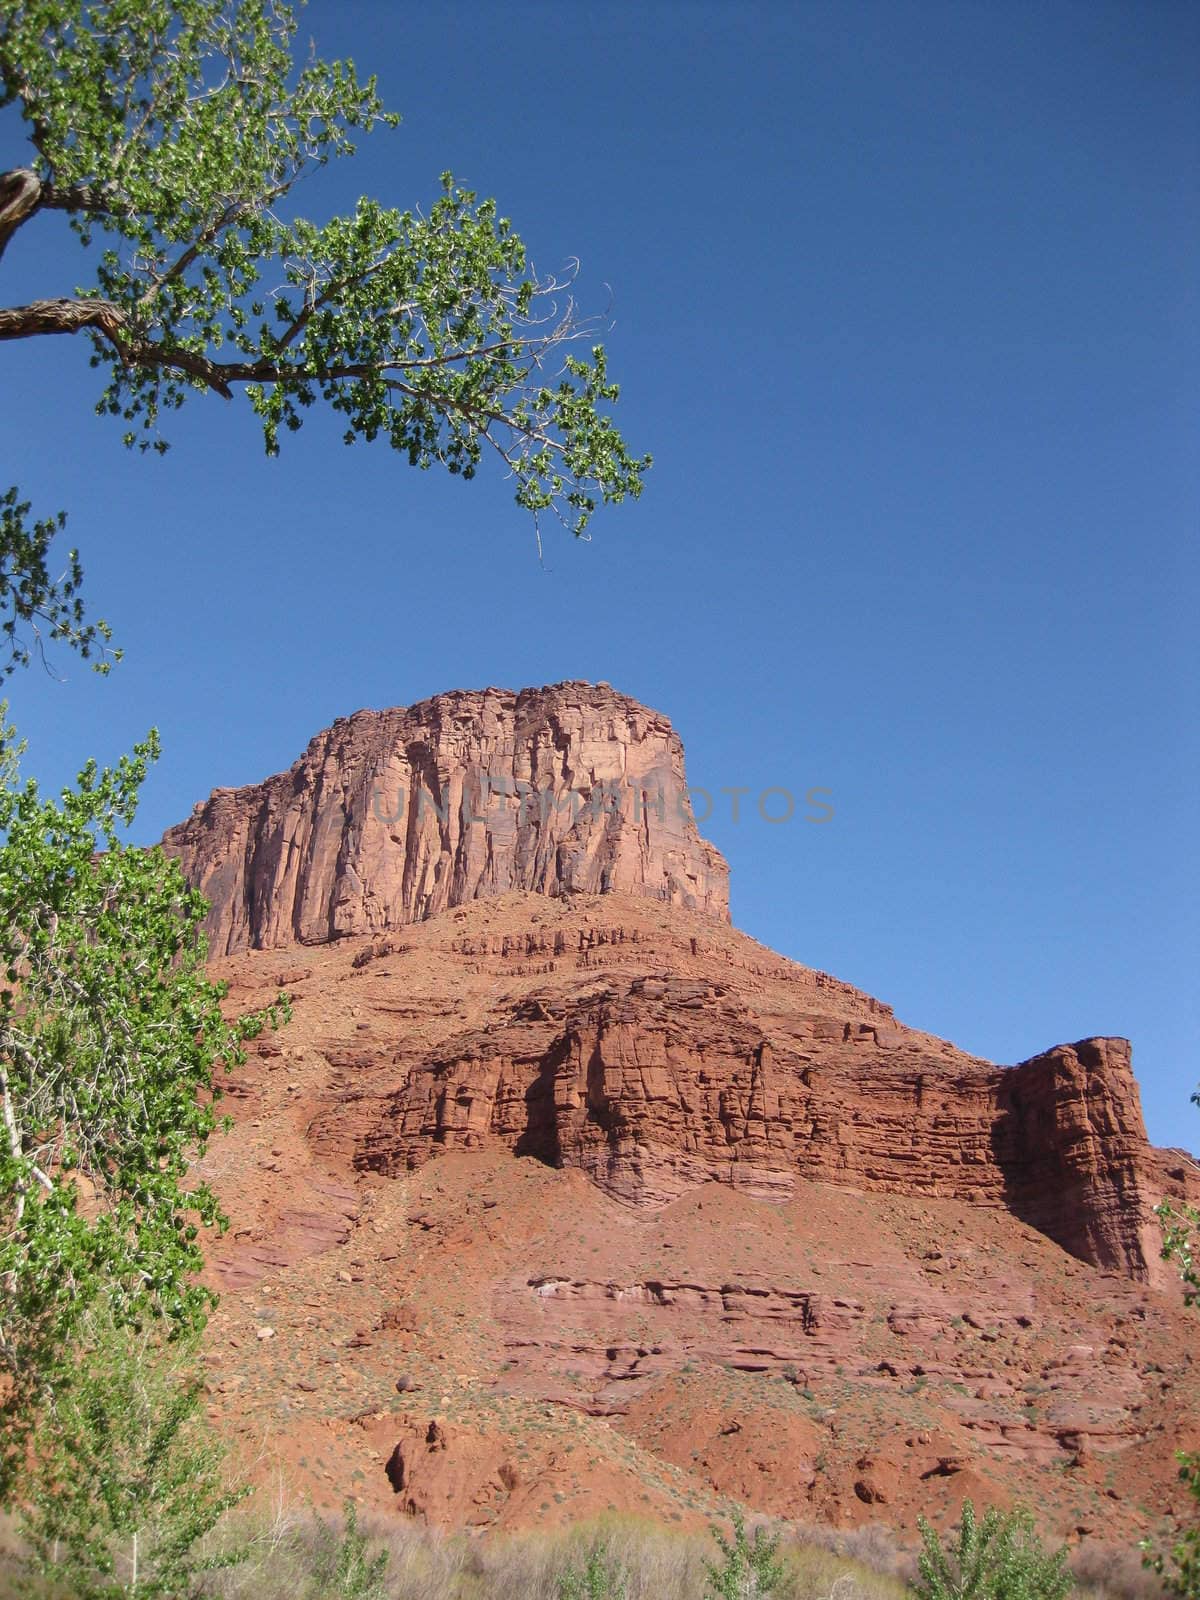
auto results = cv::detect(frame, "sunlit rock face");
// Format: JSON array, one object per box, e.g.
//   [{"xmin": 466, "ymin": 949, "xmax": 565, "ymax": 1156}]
[{"xmin": 162, "ymin": 681, "xmax": 729, "ymax": 955}]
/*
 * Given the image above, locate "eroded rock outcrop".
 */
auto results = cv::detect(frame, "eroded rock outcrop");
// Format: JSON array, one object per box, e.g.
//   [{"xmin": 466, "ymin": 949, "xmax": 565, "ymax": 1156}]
[
  {"xmin": 163, "ymin": 683, "xmax": 729, "ymax": 954},
  {"xmin": 330, "ymin": 948, "xmax": 1176, "ymax": 1284},
  {"xmin": 992, "ymin": 1039, "xmax": 1165, "ymax": 1280},
  {"xmin": 203, "ymin": 890, "xmax": 1200, "ymax": 1539},
  {"xmin": 166, "ymin": 680, "xmax": 1190, "ymax": 1295}
]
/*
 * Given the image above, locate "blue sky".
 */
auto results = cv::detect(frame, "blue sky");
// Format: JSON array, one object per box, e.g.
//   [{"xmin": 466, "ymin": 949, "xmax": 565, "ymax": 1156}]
[{"xmin": 3, "ymin": 0, "xmax": 1196, "ymax": 1146}]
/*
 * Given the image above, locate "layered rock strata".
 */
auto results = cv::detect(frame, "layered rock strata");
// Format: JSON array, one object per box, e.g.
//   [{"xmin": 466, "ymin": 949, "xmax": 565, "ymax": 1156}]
[
  {"xmin": 164, "ymin": 680, "xmax": 1188, "ymax": 1292},
  {"xmin": 163, "ymin": 683, "xmax": 729, "ymax": 955},
  {"xmin": 348, "ymin": 976, "xmax": 1164, "ymax": 1281}
]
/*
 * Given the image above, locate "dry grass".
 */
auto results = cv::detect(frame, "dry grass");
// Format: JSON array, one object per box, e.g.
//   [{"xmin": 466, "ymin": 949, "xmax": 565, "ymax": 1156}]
[
  {"xmin": 0, "ymin": 1502, "xmax": 1166, "ymax": 1599},
  {"xmin": 189, "ymin": 1508, "xmax": 911, "ymax": 1600},
  {"xmin": 1071, "ymin": 1540, "xmax": 1171, "ymax": 1600}
]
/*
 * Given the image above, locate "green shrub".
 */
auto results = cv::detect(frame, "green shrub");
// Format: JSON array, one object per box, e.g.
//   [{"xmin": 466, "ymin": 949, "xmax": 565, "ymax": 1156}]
[
  {"xmin": 18, "ymin": 1312, "xmax": 248, "ymax": 1599},
  {"xmin": 556, "ymin": 1536, "xmax": 629, "ymax": 1599},
  {"xmin": 915, "ymin": 1501, "xmax": 1072, "ymax": 1600},
  {"xmin": 1141, "ymin": 1454, "xmax": 1200, "ymax": 1600},
  {"xmin": 704, "ymin": 1510, "xmax": 786, "ymax": 1599},
  {"xmin": 305, "ymin": 1503, "xmax": 389, "ymax": 1600}
]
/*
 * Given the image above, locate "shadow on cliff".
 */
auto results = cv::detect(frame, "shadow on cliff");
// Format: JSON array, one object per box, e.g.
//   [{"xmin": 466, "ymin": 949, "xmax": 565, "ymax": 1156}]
[
  {"xmin": 989, "ymin": 1038, "xmax": 1152, "ymax": 1281},
  {"xmin": 513, "ymin": 1034, "xmax": 574, "ymax": 1168}
]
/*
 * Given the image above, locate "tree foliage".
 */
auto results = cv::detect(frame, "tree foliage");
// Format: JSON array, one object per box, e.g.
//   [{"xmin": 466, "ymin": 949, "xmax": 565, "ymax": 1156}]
[
  {"xmin": 0, "ymin": 486, "xmax": 116, "ymax": 677},
  {"xmin": 0, "ymin": 0, "xmax": 649, "ymax": 543},
  {"xmin": 19, "ymin": 1308, "xmax": 249, "ymax": 1599},
  {"xmin": 914, "ymin": 1502, "xmax": 1072, "ymax": 1600},
  {"xmin": 556, "ymin": 1537, "xmax": 629, "ymax": 1600},
  {"xmin": 0, "ymin": 707, "xmax": 284, "ymax": 1499},
  {"xmin": 1145, "ymin": 1460, "xmax": 1200, "ymax": 1600},
  {"xmin": 1155, "ymin": 1091, "xmax": 1200, "ymax": 1310},
  {"xmin": 305, "ymin": 1502, "xmax": 390, "ymax": 1600}
]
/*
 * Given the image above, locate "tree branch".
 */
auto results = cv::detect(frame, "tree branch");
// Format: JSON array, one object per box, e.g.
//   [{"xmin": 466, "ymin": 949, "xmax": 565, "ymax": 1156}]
[
  {"xmin": 0, "ymin": 296, "xmax": 129, "ymax": 346},
  {"xmin": 0, "ymin": 295, "xmax": 580, "ymax": 458},
  {"xmin": 0, "ymin": 169, "xmax": 42, "ymax": 262},
  {"xmin": 36, "ymin": 180, "xmax": 118, "ymax": 216},
  {"xmin": 0, "ymin": 297, "xmax": 237, "ymax": 399}
]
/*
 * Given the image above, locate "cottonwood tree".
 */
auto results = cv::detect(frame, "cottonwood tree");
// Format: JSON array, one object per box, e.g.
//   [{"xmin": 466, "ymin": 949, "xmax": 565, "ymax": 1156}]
[
  {"xmin": 0, "ymin": 708, "xmax": 284, "ymax": 1501},
  {"xmin": 914, "ymin": 1502, "xmax": 1071, "ymax": 1600},
  {"xmin": 703, "ymin": 1511, "xmax": 786, "ymax": 1600},
  {"xmin": 0, "ymin": 0, "xmax": 650, "ymax": 660},
  {"xmin": 19, "ymin": 1309, "xmax": 250, "ymax": 1600}
]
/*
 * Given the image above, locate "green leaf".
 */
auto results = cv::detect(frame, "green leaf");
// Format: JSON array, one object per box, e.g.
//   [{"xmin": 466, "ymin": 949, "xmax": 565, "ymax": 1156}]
[
  {"xmin": 0, "ymin": 1, "xmax": 649, "ymax": 541},
  {"xmin": 0, "ymin": 706, "xmax": 287, "ymax": 1503}
]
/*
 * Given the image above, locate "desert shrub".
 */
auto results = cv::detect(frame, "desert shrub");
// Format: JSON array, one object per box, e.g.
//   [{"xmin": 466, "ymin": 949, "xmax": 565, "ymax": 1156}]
[
  {"xmin": 779, "ymin": 1541, "xmax": 911, "ymax": 1600},
  {"xmin": 915, "ymin": 1501, "xmax": 1072, "ymax": 1600},
  {"xmin": 305, "ymin": 1502, "xmax": 390, "ymax": 1600},
  {"xmin": 704, "ymin": 1510, "xmax": 787, "ymax": 1599},
  {"xmin": 1072, "ymin": 1541, "xmax": 1169, "ymax": 1600},
  {"xmin": 789, "ymin": 1521, "xmax": 908, "ymax": 1581},
  {"xmin": 193, "ymin": 1506, "xmax": 464, "ymax": 1600},
  {"xmin": 439, "ymin": 1514, "xmax": 714, "ymax": 1600},
  {"xmin": 838, "ymin": 1525, "xmax": 907, "ymax": 1579},
  {"xmin": 555, "ymin": 1536, "xmax": 629, "ymax": 1598},
  {"xmin": 1, "ymin": 1501, "xmax": 925, "ymax": 1600},
  {"xmin": 17, "ymin": 1312, "xmax": 248, "ymax": 1599}
]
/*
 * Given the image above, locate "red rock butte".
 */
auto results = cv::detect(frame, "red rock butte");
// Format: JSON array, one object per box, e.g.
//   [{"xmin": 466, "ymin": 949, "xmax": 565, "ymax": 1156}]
[
  {"xmin": 163, "ymin": 681, "xmax": 729, "ymax": 955},
  {"xmin": 162, "ymin": 682, "xmax": 1200, "ymax": 1540}
]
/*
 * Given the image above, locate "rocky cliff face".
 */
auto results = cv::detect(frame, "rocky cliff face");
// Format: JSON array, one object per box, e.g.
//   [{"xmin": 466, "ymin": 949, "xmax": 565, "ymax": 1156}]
[
  {"xmin": 162, "ymin": 683, "xmax": 729, "ymax": 955},
  {"xmin": 168, "ymin": 684, "xmax": 1199, "ymax": 1539},
  {"xmin": 202, "ymin": 893, "xmax": 1200, "ymax": 1539},
  {"xmin": 337, "ymin": 945, "xmax": 1167, "ymax": 1283},
  {"xmin": 164, "ymin": 682, "xmax": 1192, "ymax": 1289}
]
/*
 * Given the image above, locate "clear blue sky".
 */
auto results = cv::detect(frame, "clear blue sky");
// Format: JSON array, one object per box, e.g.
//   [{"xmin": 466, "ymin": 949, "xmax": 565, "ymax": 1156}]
[{"xmin": 3, "ymin": 1, "xmax": 1196, "ymax": 1146}]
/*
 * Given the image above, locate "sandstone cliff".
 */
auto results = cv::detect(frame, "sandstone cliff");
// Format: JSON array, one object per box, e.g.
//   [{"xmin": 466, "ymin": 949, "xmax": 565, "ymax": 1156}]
[
  {"xmin": 199, "ymin": 894, "xmax": 1200, "ymax": 1539},
  {"xmin": 162, "ymin": 682, "xmax": 729, "ymax": 955},
  {"xmin": 335, "ymin": 940, "xmax": 1167, "ymax": 1283},
  {"xmin": 164, "ymin": 685, "xmax": 1190, "ymax": 1288}
]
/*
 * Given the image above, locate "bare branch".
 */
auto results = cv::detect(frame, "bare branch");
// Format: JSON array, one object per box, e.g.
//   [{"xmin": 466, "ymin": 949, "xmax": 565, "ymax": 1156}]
[
  {"xmin": 0, "ymin": 296, "xmax": 126, "ymax": 343},
  {"xmin": 0, "ymin": 169, "xmax": 42, "ymax": 261},
  {"xmin": 37, "ymin": 179, "xmax": 122, "ymax": 218}
]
